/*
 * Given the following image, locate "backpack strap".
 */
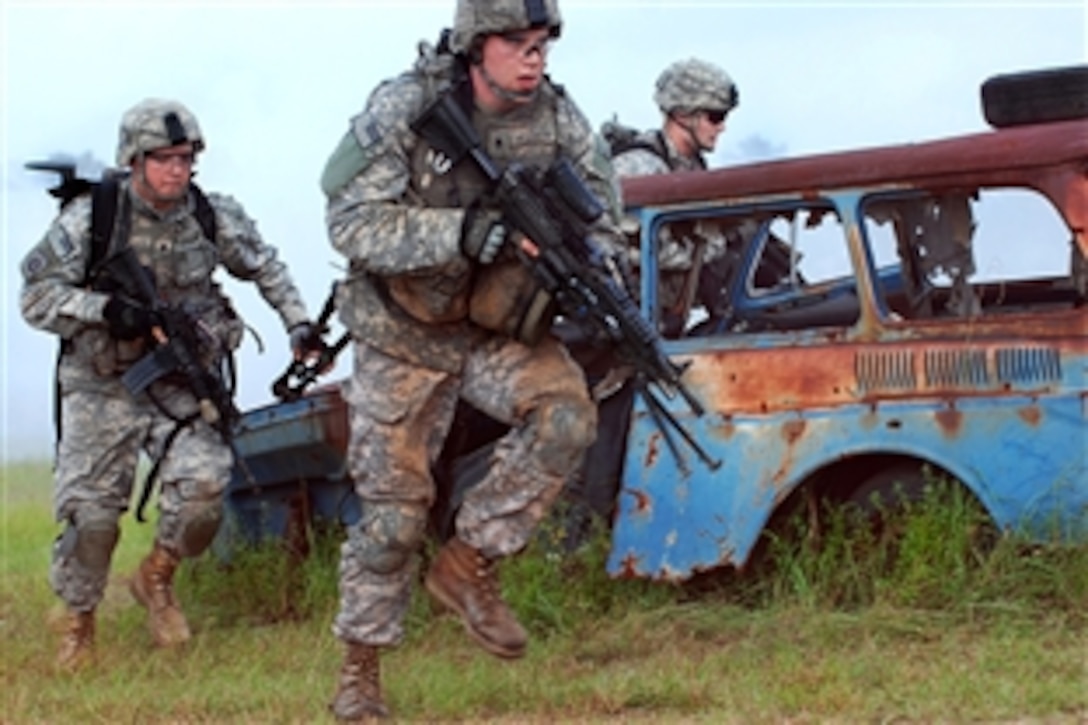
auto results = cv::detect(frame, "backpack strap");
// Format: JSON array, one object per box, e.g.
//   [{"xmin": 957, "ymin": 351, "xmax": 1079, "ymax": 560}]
[
  {"xmin": 618, "ymin": 130, "xmax": 669, "ymax": 162},
  {"xmin": 86, "ymin": 179, "xmax": 218, "ymax": 284},
  {"xmin": 189, "ymin": 182, "xmax": 218, "ymax": 243},
  {"xmin": 87, "ymin": 177, "xmax": 121, "ymax": 284}
]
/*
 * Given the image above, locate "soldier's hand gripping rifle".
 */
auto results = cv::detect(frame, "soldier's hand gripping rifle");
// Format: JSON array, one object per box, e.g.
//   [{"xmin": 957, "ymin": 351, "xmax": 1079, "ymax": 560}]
[
  {"xmin": 99, "ymin": 246, "xmax": 253, "ymax": 519},
  {"xmin": 411, "ymin": 94, "xmax": 721, "ymax": 472},
  {"xmin": 271, "ymin": 281, "xmax": 349, "ymax": 401},
  {"xmin": 103, "ymin": 246, "xmax": 233, "ymax": 434}
]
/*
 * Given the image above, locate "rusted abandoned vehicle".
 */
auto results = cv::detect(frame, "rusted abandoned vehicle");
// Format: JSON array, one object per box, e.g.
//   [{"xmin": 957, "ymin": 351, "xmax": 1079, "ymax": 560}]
[{"xmin": 219, "ymin": 67, "xmax": 1088, "ymax": 579}]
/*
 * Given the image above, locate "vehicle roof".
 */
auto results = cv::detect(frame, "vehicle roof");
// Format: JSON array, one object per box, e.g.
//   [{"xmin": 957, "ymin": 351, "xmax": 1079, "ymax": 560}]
[{"xmin": 620, "ymin": 118, "xmax": 1088, "ymax": 209}]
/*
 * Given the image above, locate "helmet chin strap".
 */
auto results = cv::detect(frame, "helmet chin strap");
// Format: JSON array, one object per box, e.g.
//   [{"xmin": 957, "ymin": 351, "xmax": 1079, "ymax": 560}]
[
  {"xmin": 479, "ymin": 63, "xmax": 538, "ymax": 106},
  {"xmin": 672, "ymin": 114, "xmax": 706, "ymax": 158}
]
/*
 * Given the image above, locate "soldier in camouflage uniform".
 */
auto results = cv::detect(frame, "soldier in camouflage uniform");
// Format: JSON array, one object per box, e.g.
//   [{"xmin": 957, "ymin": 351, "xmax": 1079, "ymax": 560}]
[
  {"xmin": 612, "ymin": 57, "xmax": 738, "ymax": 176},
  {"xmin": 609, "ymin": 58, "xmax": 740, "ymax": 335},
  {"xmin": 19, "ymin": 99, "xmax": 318, "ymax": 670},
  {"xmin": 319, "ymin": 0, "xmax": 623, "ymax": 719}
]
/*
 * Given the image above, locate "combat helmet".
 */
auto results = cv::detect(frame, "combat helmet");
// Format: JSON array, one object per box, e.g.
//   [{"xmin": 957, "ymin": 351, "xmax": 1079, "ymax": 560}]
[
  {"xmin": 654, "ymin": 58, "xmax": 739, "ymax": 116},
  {"xmin": 449, "ymin": 0, "xmax": 562, "ymax": 56},
  {"xmin": 116, "ymin": 98, "xmax": 205, "ymax": 167}
]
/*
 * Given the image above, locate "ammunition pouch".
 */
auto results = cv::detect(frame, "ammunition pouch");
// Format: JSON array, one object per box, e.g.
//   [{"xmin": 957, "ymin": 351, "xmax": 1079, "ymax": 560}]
[
  {"xmin": 386, "ymin": 275, "xmax": 470, "ymax": 324},
  {"xmin": 383, "ymin": 251, "xmax": 474, "ymax": 326},
  {"xmin": 469, "ymin": 259, "xmax": 555, "ymax": 346},
  {"xmin": 64, "ymin": 327, "xmax": 148, "ymax": 377}
]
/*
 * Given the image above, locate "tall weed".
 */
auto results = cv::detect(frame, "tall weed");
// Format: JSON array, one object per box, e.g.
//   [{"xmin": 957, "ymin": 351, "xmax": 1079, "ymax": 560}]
[{"xmin": 744, "ymin": 479, "xmax": 1088, "ymax": 620}]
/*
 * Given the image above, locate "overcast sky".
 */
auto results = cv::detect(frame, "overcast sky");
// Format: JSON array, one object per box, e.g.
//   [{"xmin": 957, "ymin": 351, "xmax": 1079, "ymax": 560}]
[{"xmin": 2, "ymin": 0, "xmax": 1085, "ymax": 461}]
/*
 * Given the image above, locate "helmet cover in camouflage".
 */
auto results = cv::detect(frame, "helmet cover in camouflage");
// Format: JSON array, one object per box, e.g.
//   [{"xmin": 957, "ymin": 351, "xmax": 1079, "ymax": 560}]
[
  {"xmin": 653, "ymin": 58, "xmax": 739, "ymax": 115},
  {"xmin": 116, "ymin": 98, "xmax": 205, "ymax": 167},
  {"xmin": 449, "ymin": 0, "xmax": 562, "ymax": 55}
]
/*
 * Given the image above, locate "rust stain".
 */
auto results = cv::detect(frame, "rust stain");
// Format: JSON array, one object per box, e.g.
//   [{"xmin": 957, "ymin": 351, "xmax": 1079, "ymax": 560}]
[
  {"xmin": 781, "ymin": 419, "xmax": 807, "ymax": 445},
  {"xmin": 644, "ymin": 430, "xmax": 661, "ymax": 467},
  {"xmin": 622, "ymin": 119, "xmax": 1088, "ymax": 208},
  {"xmin": 1017, "ymin": 405, "xmax": 1042, "ymax": 427},
  {"xmin": 766, "ymin": 419, "xmax": 806, "ymax": 491},
  {"xmin": 618, "ymin": 553, "xmax": 642, "ymax": 579},
  {"xmin": 935, "ymin": 405, "xmax": 963, "ymax": 437},
  {"xmin": 770, "ymin": 463, "xmax": 792, "ymax": 489}
]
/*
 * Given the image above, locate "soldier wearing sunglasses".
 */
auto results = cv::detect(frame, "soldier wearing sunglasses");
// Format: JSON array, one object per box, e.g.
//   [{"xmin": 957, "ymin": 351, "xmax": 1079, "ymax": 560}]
[
  {"xmin": 609, "ymin": 58, "xmax": 739, "ymax": 335},
  {"xmin": 613, "ymin": 57, "xmax": 738, "ymax": 176}
]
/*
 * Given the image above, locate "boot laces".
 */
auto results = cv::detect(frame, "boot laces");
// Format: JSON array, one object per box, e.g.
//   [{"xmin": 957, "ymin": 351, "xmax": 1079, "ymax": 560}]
[
  {"xmin": 344, "ymin": 647, "xmax": 380, "ymax": 687},
  {"xmin": 66, "ymin": 613, "xmax": 93, "ymax": 642},
  {"xmin": 146, "ymin": 558, "xmax": 180, "ymax": 607},
  {"xmin": 473, "ymin": 554, "xmax": 500, "ymax": 603}
]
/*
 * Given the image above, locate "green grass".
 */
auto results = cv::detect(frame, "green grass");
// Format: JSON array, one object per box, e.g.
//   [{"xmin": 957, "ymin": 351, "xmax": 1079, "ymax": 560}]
[{"xmin": 3, "ymin": 460, "xmax": 1086, "ymax": 722}]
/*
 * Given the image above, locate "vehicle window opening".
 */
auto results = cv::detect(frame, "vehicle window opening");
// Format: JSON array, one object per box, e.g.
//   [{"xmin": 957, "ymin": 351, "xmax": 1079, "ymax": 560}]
[{"xmin": 864, "ymin": 188, "xmax": 1081, "ymax": 320}]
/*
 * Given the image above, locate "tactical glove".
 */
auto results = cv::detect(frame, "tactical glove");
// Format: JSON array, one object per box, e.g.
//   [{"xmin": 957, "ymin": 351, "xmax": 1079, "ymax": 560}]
[
  {"xmin": 289, "ymin": 321, "xmax": 324, "ymax": 359},
  {"xmin": 103, "ymin": 296, "xmax": 155, "ymax": 340},
  {"xmin": 461, "ymin": 207, "xmax": 507, "ymax": 264}
]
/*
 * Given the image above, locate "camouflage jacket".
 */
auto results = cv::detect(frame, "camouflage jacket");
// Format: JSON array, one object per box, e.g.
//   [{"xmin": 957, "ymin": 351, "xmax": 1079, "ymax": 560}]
[
  {"xmin": 612, "ymin": 129, "xmax": 706, "ymax": 178},
  {"xmin": 20, "ymin": 179, "xmax": 309, "ymax": 379},
  {"xmin": 321, "ymin": 43, "xmax": 624, "ymax": 373},
  {"xmin": 612, "ymin": 129, "xmax": 712, "ymax": 273}
]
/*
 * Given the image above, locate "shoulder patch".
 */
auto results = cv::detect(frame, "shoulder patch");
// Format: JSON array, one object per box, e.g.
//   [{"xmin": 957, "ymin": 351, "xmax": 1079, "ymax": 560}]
[{"xmin": 21, "ymin": 249, "xmax": 50, "ymax": 278}]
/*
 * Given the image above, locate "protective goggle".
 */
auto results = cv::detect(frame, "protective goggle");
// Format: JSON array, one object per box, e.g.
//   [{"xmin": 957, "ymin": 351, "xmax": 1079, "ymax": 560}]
[
  {"xmin": 701, "ymin": 109, "xmax": 728, "ymax": 125},
  {"xmin": 497, "ymin": 29, "xmax": 554, "ymax": 59}
]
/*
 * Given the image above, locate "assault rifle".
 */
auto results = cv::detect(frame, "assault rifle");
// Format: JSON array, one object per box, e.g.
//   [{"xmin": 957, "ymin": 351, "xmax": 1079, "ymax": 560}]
[
  {"xmin": 104, "ymin": 246, "xmax": 234, "ymax": 431},
  {"xmin": 25, "ymin": 160, "xmax": 95, "ymax": 208},
  {"xmin": 411, "ymin": 94, "xmax": 720, "ymax": 472},
  {"xmin": 101, "ymin": 246, "xmax": 249, "ymax": 518}
]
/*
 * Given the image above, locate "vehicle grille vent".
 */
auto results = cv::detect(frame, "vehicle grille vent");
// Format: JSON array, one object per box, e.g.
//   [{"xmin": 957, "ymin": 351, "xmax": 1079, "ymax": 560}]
[
  {"xmin": 924, "ymin": 349, "xmax": 990, "ymax": 388},
  {"xmin": 995, "ymin": 347, "xmax": 1062, "ymax": 384},
  {"xmin": 855, "ymin": 350, "xmax": 917, "ymax": 393}
]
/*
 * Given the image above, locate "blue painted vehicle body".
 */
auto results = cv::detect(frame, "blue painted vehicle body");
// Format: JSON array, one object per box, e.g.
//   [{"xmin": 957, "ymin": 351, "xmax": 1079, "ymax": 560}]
[
  {"xmin": 613, "ymin": 367, "xmax": 1086, "ymax": 579},
  {"xmin": 606, "ymin": 117, "xmax": 1088, "ymax": 579}
]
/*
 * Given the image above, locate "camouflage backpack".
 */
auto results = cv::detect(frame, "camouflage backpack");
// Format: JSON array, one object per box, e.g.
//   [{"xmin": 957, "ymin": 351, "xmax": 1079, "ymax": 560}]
[{"xmin": 599, "ymin": 117, "xmax": 668, "ymax": 162}]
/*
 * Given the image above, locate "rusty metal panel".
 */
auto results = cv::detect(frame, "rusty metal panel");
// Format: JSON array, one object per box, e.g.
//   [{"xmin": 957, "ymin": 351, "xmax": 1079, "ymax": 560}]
[
  {"xmin": 608, "ymin": 358, "xmax": 1088, "ymax": 581},
  {"xmin": 607, "ymin": 316, "xmax": 1088, "ymax": 580},
  {"xmin": 622, "ymin": 119, "xmax": 1088, "ymax": 209}
]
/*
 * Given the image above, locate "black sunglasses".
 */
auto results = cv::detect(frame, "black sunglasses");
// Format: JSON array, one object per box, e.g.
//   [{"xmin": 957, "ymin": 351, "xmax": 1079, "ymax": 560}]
[{"xmin": 701, "ymin": 109, "xmax": 728, "ymax": 124}]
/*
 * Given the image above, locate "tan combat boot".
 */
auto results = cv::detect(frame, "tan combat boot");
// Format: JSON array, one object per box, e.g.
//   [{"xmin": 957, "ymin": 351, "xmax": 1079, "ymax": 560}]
[
  {"xmin": 329, "ymin": 642, "xmax": 389, "ymax": 721},
  {"xmin": 424, "ymin": 537, "xmax": 528, "ymax": 659},
  {"xmin": 129, "ymin": 542, "xmax": 191, "ymax": 647},
  {"xmin": 56, "ymin": 608, "xmax": 95, "ymax": 671}
]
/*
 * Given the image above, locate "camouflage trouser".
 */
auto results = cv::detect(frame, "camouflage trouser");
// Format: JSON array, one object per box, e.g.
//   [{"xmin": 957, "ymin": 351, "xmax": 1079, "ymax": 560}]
[
  {"xmin": 333, "ymin": 335, "xmax": 597, "ymax": 646},
  {"xmin": 50, "ymin": 368, "xmax": 232, "ymax": 612}
]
